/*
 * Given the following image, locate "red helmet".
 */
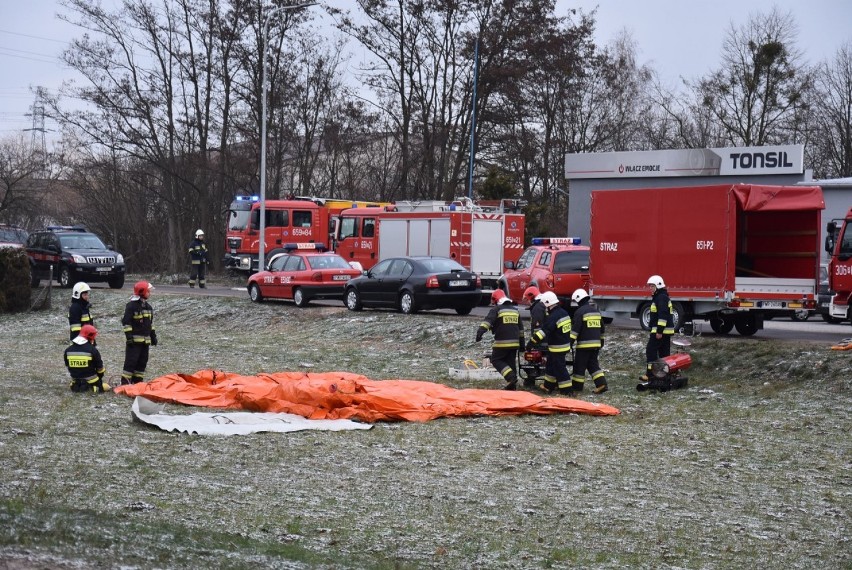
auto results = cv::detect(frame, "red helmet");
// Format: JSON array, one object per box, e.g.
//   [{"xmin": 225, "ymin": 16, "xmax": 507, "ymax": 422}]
[
  {"xmin": 523, "ymin": 286, "xmax": 540, "ymax": 301},
  {"xmin": 80, "ymin": 324, "xmax": 98, "ymax": 342},
  {"xmin": 134, "ymin": 281, "xmax": 154, "ymax": 297},
  {"xmin": 491, "ymin": 289, "xmax": 507, "ymax": 304}
]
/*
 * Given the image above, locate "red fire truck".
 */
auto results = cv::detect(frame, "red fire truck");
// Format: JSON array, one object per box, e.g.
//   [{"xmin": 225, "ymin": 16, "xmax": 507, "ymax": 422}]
[
  {"xmin": 588, "ymin": 184, "xmax": 824, "ymax": 336},
  {"xmin": 224, "ymin": 196, "xmax": 389, "ymax": 272},
  {"xmin": 334, "ymin": 198, "xmax": 526, "ymax": 289},
  {"xmin": 824, "ymin": 207, "xmax": 852, "ymax": 326},
  {"xmin": 225, "ymin": 196, "xmax": 526, "ymax": 285}
]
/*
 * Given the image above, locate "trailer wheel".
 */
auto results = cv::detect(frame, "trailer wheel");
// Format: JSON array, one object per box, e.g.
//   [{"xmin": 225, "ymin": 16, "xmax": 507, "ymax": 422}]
[
  {"xmin": 639, "ymin": 303, "xmax": 652, "ymax": 331},
  {"xmin": 710, "ymin": 317, "xmax": 734, "ymax": 335},
  {"xmin": 671, "ymin": 302, "xmax": 685, "ymax": 330},
  {"xmin": 249, "ymin": 283, "xmax": 263, "ymax": 303},
  {"xmin": 735, "ymin": 316, "xmax": 759, "ymax": 336},
  {"xmin": 345, "ymin": 288, "xmax": 362, "ymax": 311},
  {"xmin": 399, "ymin": 291, "xmax": 418, "ymax": 314}
]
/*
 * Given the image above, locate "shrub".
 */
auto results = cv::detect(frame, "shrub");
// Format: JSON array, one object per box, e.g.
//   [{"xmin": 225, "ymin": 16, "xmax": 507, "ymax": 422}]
[{"xmin": 0, "ymin": 247, "xmax": 31, "ymax": 312}]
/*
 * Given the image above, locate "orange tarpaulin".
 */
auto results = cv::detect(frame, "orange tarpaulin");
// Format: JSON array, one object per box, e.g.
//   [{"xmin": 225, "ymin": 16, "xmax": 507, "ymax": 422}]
[{"xmin": 114, "ymin": 370, "xmax": 620, "ymax": 422}]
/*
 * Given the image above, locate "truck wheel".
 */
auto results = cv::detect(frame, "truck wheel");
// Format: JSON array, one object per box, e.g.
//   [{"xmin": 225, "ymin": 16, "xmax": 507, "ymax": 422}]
[
  {"xmin": 59, "ymin": 266, "xmax": 74, "ymax": 288},
  {"xmin": 399, "ymin": 291, "xmax": 418, "ymax": 314},
  {"xmin": 790, "ymin": 309, "xmax": 810, "ymax": 322},
  {"xmin": 821, "ymin": 314, "xmax": 843, "ymax": 324},
  {"xmin": 108, "ymin": 275, "xmax": 125, "ymax": 289},
  {"xmin": 639, "ymin": 303, "xmax": 652, "ymax": 331},
  {"xmin": 249, "ymin": 283, "xmax": 263, "ymax": 303},
  {"xmin": 455, "ymin": 306, "xmax": 473, "ymax": 316},
  {"xmin": 735, "ymin": 316, "xmax": 759, "ymax": 336},
  {"xmin": 709, "ymin": 317, "xmax": 734, "ymax": 335},
  {"xmin": 293, "ymin": 288, "xmax": 309, "ymax": 307},
  {"xmin": 345, "ymin": 288, "xmax": 362, "ymax": 311}
]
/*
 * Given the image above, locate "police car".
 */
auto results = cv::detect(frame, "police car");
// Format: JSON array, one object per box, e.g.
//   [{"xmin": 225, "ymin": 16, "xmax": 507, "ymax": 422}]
[
  {"xmin": 498, "ymin": 237, "xmax": 590, "ymax": 304},
  {"xmin": 247, "ymin": 243, "xmax": 363, "ymax": 307}
]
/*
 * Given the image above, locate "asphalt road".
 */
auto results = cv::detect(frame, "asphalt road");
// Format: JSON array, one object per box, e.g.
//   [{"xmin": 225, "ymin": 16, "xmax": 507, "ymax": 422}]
[{"xmin": 106, "ymin": 282, "xmax": 850, "ymax": 345}]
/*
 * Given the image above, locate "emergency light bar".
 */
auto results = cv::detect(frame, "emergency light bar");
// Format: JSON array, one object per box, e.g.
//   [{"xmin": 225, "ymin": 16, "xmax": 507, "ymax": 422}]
[
  {"xmin": 235, "ymin": 195, "xmax": 259, "ymax": 202},
  {"xmin": 531, "ymin": 237, "xmax": 581, "ymax": 246},
  {"xmin": 283, "ymin": 242, "xmax": 327, "ymax": 251}
]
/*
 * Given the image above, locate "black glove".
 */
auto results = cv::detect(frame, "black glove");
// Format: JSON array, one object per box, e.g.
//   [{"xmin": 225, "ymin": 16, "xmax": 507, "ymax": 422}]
[
  {"xmin": 519, "ymin": 335, "xmax": 525, "ymax": 348},
  {"xmin": 525, "ymin": 341, "xmax": 534, "ymax": 351},
  {"xmin": 125, "ymin": 332, "xmax": 133, "ymax": 344},
  {"xmin": 475, "ymin": 330, "xmax": 484, "ymax": 342},
  {"xmin": 150, "ymin": 331, "xmax": 158, "ymax": 346}
]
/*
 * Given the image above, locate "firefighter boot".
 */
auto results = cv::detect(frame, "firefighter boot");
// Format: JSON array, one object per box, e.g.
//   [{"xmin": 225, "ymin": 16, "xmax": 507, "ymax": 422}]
[
  {"xmin": 593, "ymin": 378, "xmax": 609, "ymax": 394},
  {"xmin": 522, "ymin": 377, "xmax": 537, "ymax": 389},
  {"xmin": 541, "ymin": 380, "xmax": 557, "ymax": 394},
  {"xmin": 503, "ymin": 372, "xmax": 518, "ymax": 391}
]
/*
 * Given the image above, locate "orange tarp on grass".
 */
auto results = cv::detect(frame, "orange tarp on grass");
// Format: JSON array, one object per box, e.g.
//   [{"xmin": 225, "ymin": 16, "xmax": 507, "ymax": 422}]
[{"xmin": 114, "ymin": 370, "xmax": 620, "ymax": 422}]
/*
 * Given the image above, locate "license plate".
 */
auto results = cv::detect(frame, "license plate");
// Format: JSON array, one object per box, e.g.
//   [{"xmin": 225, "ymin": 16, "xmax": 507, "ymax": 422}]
[
  {"xmin": 96, "ymin": 267, "xmax": 112, "ymax": 272},
  {"xmin": 332, "ymin": 275, "xmax": 351, "ymax": 281},
  {"xmin": 761, "ymin": 301, "xmax": 783, "ymax": 309},
  {"xmin": 449, "ymin": 280, "xmax": 468, "ymax": 287}
]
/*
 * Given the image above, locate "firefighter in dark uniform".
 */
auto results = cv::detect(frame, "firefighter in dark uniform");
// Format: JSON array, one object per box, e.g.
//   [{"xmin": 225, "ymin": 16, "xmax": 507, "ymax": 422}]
[
  {"xmin": 527, "ymin": 291, "xmax": 573, "ymax": 395},
  {"xmin": 523, "ymin": 286, "xmax": 547, "ymax": 337},
  {"xmin": 121, "ymin": 281, "xmax": 157, "ymax": 385},
  {"xmin": 522, "ymin": 286, "xmax": 547, "ymax": 388},
  {"xmin": 64, "ymin": 324, "xmax": 108, "ymax": 393},
  {"xmin": 643, "ymin": 274, "xmax": 675, "ymax": 381},
  {"xmin": 68, "ymin": 282, "xmax": 94, "ymax": 342},
  {"xmin": 476, "ymin": 289, "xmax": 525, "ymax": 390},
  {"xmin": 188, "ymin": 229, "xmax": 208, "ymax": 288},
  {"xmin": 569, "ymin": 288, "xmax": 608, "ymax": 394}
]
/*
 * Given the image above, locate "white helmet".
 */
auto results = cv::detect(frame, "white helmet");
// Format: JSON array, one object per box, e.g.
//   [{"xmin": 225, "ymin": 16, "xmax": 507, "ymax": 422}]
[
  {"xmin": 571, "ymin": 288, "xmax": 589, "ymax": 305},
  {"xmin": 72, "ymin": 282, "xmax": 91, "ymax": 299},
  {"xmin": 195, "ymin": 229, "xmax": 205, "ymax": 238},
  {"xmin": 647, "ymin": 275, "xmax": 666, "ymax": 289},
  {"xmin": 540, "ymin": 291, "xmax": 560, "ymax": 308}
]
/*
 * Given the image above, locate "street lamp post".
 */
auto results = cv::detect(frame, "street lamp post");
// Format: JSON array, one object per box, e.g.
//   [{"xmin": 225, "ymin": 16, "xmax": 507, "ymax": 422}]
[{"xmin": 258, "ymin": 2, "xmax": 316, "ymax": 272}]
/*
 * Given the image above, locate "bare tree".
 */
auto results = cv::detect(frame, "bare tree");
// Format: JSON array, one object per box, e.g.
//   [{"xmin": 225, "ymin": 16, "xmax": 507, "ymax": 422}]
[
  {"xmin": 0, "ymin": 134, "xmax": 52, "ymax": 228},
  {"xmin": 694, "ymin": 7, "xmax": 810, "ymax": 146},
  {"xmin": 809, "ymin": 42, "xmax": 852, "ymax": 178}
]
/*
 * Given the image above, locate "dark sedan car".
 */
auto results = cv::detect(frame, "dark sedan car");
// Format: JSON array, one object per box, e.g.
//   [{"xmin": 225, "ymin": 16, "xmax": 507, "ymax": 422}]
[{"xmin": 344, "ymin": 256, "xmax": 482, "ymax": 315}]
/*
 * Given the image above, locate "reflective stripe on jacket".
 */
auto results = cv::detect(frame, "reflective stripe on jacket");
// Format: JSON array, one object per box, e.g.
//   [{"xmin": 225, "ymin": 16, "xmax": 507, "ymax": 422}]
[
  {"xmin": 570, "ymin": 299, "xmax": 605, "ymax": 349},
  {"xmin": 650, "ymin": 288, "xmax": 675, "ymax": 335},
  {"xmin": 478, "ymin": 303, "xmax": 523, "ymax": 349}
]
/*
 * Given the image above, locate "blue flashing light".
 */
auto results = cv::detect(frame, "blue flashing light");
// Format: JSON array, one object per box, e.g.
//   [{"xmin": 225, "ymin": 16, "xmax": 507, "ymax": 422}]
[
  {"xmin": 531, "ymin": 237, "xmax": 581, "ymax": 246},
  {"xmin": 236, "ymin": 195, "xmax": 259, "ymax": 202}
]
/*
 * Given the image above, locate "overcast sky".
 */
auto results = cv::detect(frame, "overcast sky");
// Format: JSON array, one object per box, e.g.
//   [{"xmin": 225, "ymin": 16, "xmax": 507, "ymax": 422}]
[{"xmin": 1, "ymin": 0, "xmax": 850, "ymax": 142}]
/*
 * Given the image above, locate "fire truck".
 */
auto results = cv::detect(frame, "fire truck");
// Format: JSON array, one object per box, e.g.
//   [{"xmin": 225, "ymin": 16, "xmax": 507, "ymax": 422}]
[
  {"xmin": 334, "ymin": 198, "xmax": 526, "ymax": 289},
  {"xmin": 589, "ymin": 183, "xmax": 825, "ymax": 336},
  {"xmin": 824, "ymin": 207, "xmax": 852, "ymax": 326},
  {"xmin": 224, "ymin": 195, "xmax": 389, "ymax": 272},
  {"xmin": 225, "ymin": 196, "xmax": 526, "ymax": 284}
]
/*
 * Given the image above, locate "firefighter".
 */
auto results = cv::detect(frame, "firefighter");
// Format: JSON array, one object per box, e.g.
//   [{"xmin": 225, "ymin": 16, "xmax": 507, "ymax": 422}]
[
  {"xmin": 523, "ymin": 286, "xmax": 547, "ymax": 336},
  {"xmin": 527, "ymin": 291, "xmax": 573, "ymax": 395},
  {"xmin": 68, "ymin": 282, "xmax": 94, "ymax": 342},
  {"xmin": 64, "ymin": 324, "xmax": 108, "ymax": 393},
  {"xmin": 476, "ymin": 289, "xmax": 525, "ymax": 390},
  {"xmin": 188, "ymin": 229, "xmax": 208, "ymax": 288},
  {"xmin": 643, "ymin": 274, "xmax": 675, "ymax": 381},
  {"xmin": 121, "ymin": 281, "xmax": 157, "ymax": 385},
  {"xmin": 569, "ymin": 289, "xmax": 608, "ymax": 394},
  {"xmin": 522, "ymin": 286, "xmax": 547, "ymax": 388}
]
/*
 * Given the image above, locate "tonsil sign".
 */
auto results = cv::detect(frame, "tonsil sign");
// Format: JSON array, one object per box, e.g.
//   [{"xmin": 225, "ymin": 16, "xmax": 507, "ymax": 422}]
[{"xmin": 565, "ymin": 145, "xmax": 804, "ymax": 179}]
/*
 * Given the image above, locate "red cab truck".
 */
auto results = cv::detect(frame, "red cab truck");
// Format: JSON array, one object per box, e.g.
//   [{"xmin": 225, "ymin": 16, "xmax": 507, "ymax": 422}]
[
  {"xmin": 589, "ymin": 184, "xmax": 824, "ymax": 336},
  {"xmin": 824, "ymin": 207, "xmax": 852, "ymax": 326},
  {"xmin": 334, "ymin": 199, "xmax": 526, "ymax": 289}
]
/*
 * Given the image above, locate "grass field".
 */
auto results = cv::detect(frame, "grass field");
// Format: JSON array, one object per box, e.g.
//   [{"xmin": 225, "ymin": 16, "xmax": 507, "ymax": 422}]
[{"xmin": 0, "ymin": 284, "xmax": 850, "ymax": 569}]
